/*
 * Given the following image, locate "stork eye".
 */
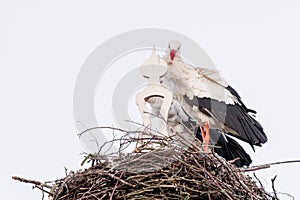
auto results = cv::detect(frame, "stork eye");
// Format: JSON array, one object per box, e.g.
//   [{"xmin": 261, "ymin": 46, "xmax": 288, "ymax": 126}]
[{"xmin": 178, "ymin": 47, "xmax": 181, "ymax": 50}]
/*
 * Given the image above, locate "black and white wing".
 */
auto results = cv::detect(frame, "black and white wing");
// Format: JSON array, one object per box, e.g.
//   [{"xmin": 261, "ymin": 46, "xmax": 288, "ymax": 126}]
[
  {"xmin": 163, "ymin": 62, "xmax": 267, "ymax": 149},
  {"xmin": 172, "ymin": 99, "xmax": 253, "ymax": 167}
]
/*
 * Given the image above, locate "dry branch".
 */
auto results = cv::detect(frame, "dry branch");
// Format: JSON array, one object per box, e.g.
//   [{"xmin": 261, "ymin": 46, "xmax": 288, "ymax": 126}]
[{"xmin": 242, "ymin": 160, "xmax": 300, "ymax": 172}]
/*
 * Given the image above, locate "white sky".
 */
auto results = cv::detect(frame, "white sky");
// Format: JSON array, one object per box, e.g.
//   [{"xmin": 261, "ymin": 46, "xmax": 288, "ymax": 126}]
[{"xmin": 1, "ymin": 0, "xmax": 300, "ymax": 199}]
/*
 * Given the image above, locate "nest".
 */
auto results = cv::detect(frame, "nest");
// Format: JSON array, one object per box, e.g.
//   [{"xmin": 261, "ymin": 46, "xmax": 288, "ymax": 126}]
[
  {"xmin": 13, "ymin": 128, "xmax": 276, "ymax": 200},
  {"xmin": 49, "ymin": 136, "xmax": 272, "ymax": 200}
]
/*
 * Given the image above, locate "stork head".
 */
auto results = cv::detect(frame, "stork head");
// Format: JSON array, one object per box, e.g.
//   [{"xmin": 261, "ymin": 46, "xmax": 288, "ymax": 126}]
[{"xmin": 167, "ymin": 40, "xmax": 181, "ymax": 61}]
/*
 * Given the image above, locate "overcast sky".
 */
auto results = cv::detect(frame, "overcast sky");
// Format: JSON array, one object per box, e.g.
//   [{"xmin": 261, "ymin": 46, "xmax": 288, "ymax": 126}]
[{"xmin": 1, "ymin": 1, "xmax": 300, "ymax": 199}]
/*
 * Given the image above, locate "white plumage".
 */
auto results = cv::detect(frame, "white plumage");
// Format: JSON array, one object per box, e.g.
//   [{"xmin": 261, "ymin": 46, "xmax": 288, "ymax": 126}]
[
  {"xmin": 147, "ymin": 40, "xmax": 268, "ymax": 167},
  {"xmin": 161, "ymin": 52, "xmax": 236, "ymax": 133}
]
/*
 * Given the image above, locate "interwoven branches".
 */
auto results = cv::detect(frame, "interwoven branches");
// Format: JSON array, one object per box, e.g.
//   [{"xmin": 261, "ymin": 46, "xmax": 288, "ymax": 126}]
[{"xmin": 50, "ymin": 128, "xmax": 272, "ymax": 200}]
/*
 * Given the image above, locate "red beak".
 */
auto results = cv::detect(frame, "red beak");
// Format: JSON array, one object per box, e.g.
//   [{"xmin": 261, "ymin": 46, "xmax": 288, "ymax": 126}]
[{"xmin": 170, "ymin": 50, "xmax": 176, "ymax": 60}]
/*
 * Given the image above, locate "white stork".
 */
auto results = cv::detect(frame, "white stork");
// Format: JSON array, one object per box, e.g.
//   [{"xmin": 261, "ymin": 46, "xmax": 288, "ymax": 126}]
[{"xmin": 157, "ymin": 40, "xmax": 268, "ymax": 166}]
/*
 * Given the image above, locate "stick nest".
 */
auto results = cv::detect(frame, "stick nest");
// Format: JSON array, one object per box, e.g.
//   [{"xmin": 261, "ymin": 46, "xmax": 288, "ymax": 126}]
[
  {"xmin": 13, "ymin": 128, "xmax": 275, "ymax": 199},
  {"xmin": 50, "ymin": 144, "xmax": 271, "ymax": 200}
]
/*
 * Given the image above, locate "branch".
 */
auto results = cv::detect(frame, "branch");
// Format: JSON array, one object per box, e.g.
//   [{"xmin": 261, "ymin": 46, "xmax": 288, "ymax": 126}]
[
  {"xmin": 271, "ymin": 175, "xmax": 279, "ymax": 200},
  {"xmin": 242, "ymin": 160, "xmax": 300, "ymax": 172},
  {"xmin": 12, "ymin": 176, "xmax": 43, "ymax": 186},
  {"xmin": 12, "ymin": 176, "xmax": 53, "ymax": 196}
]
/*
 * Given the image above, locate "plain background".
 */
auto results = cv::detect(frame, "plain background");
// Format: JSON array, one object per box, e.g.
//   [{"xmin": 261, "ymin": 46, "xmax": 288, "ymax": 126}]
[{"xmin": 1, "ymin": 1, "xmax": 300, "ymax": 199}]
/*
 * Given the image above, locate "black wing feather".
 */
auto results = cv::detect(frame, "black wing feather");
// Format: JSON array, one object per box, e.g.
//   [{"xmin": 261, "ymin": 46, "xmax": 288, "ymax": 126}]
[
  {"xmin": 226, "ymin": 85, "xmax": 257, "ymax": 114},
  {"xmin": 183, "ymin": 92, "xmax": 267, "ymax": 148},
  {"xmin": 178, "ymin": 104, "xmax": 252, "ymax": 167},
  {"xmin": 195, "ymin": 128, "xmax": 252, "ymax": 167}
]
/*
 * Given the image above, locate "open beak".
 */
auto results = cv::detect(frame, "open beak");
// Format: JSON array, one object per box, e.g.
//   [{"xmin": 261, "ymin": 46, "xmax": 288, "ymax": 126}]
[{"xmin": 170, "ymin": 50, "xmax": 176, "ymax": 60}]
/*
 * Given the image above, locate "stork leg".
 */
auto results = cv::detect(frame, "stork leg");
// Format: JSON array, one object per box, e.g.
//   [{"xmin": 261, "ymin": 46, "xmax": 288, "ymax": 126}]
[{"xmin": 200, "ymin": 122, "xmax": 210, "ymax": 152}]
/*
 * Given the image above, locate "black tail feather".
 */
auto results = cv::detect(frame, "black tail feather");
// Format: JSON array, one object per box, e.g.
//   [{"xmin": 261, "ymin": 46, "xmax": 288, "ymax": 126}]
[{"xmin": 195, "ymin": 128, "xmax": 252, "ymax": 167}]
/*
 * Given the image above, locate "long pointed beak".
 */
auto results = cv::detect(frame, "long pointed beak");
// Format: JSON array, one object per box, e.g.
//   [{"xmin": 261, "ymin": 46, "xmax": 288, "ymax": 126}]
[{"xmin": 170, "ymin": 50, "xmax": 176, "ymax": 60}]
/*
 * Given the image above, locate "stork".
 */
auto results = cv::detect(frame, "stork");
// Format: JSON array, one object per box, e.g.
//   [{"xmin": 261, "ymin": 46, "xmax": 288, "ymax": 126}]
[{"xmin": 159, "ymin": 40, "xmax": 267, "ymax": 166}]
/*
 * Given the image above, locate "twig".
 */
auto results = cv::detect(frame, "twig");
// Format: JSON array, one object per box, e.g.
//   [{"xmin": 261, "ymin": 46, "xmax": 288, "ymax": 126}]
[
  {"xmin": 110, "ymin": 172, "xmax": 123, "ymax": 200},
  {"xmin": 12, "ymin": 176, "xmax": 43, "ymax": 186},
  {"xmin": 12, "ymin": 176, "xmax": 53, "ymax": 198},
  {"xmin": 34, "ymin": 185, "xmax": 52, "ymax": 196},
  {"xmin": 253, "ymin": 173, "xmax": 264, "ymax": 190},
  {"xmin": 269, "ymin": 160, "xmax": 300, "ymax": 166},
  {"xmin": 276, "ymin": 192, "xmax": 295, "ymax": 200},
  {"xmin": 12, "ymin": 176, "xmax": 52, "ymax": 189},
  {"xmin": 271, "ymin": 175, "xmax": 279, "ymax": 200},
  {"xmin": 77, "ymin": 126, "xmax": 141, "ymax": 137},
  {"xmin": 242, "ymin": 160, "xmax": 300, "ymax": 172},
  {"xmin": 105, "ymin": 172, "xmax": 136, "ymax": 187}
]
